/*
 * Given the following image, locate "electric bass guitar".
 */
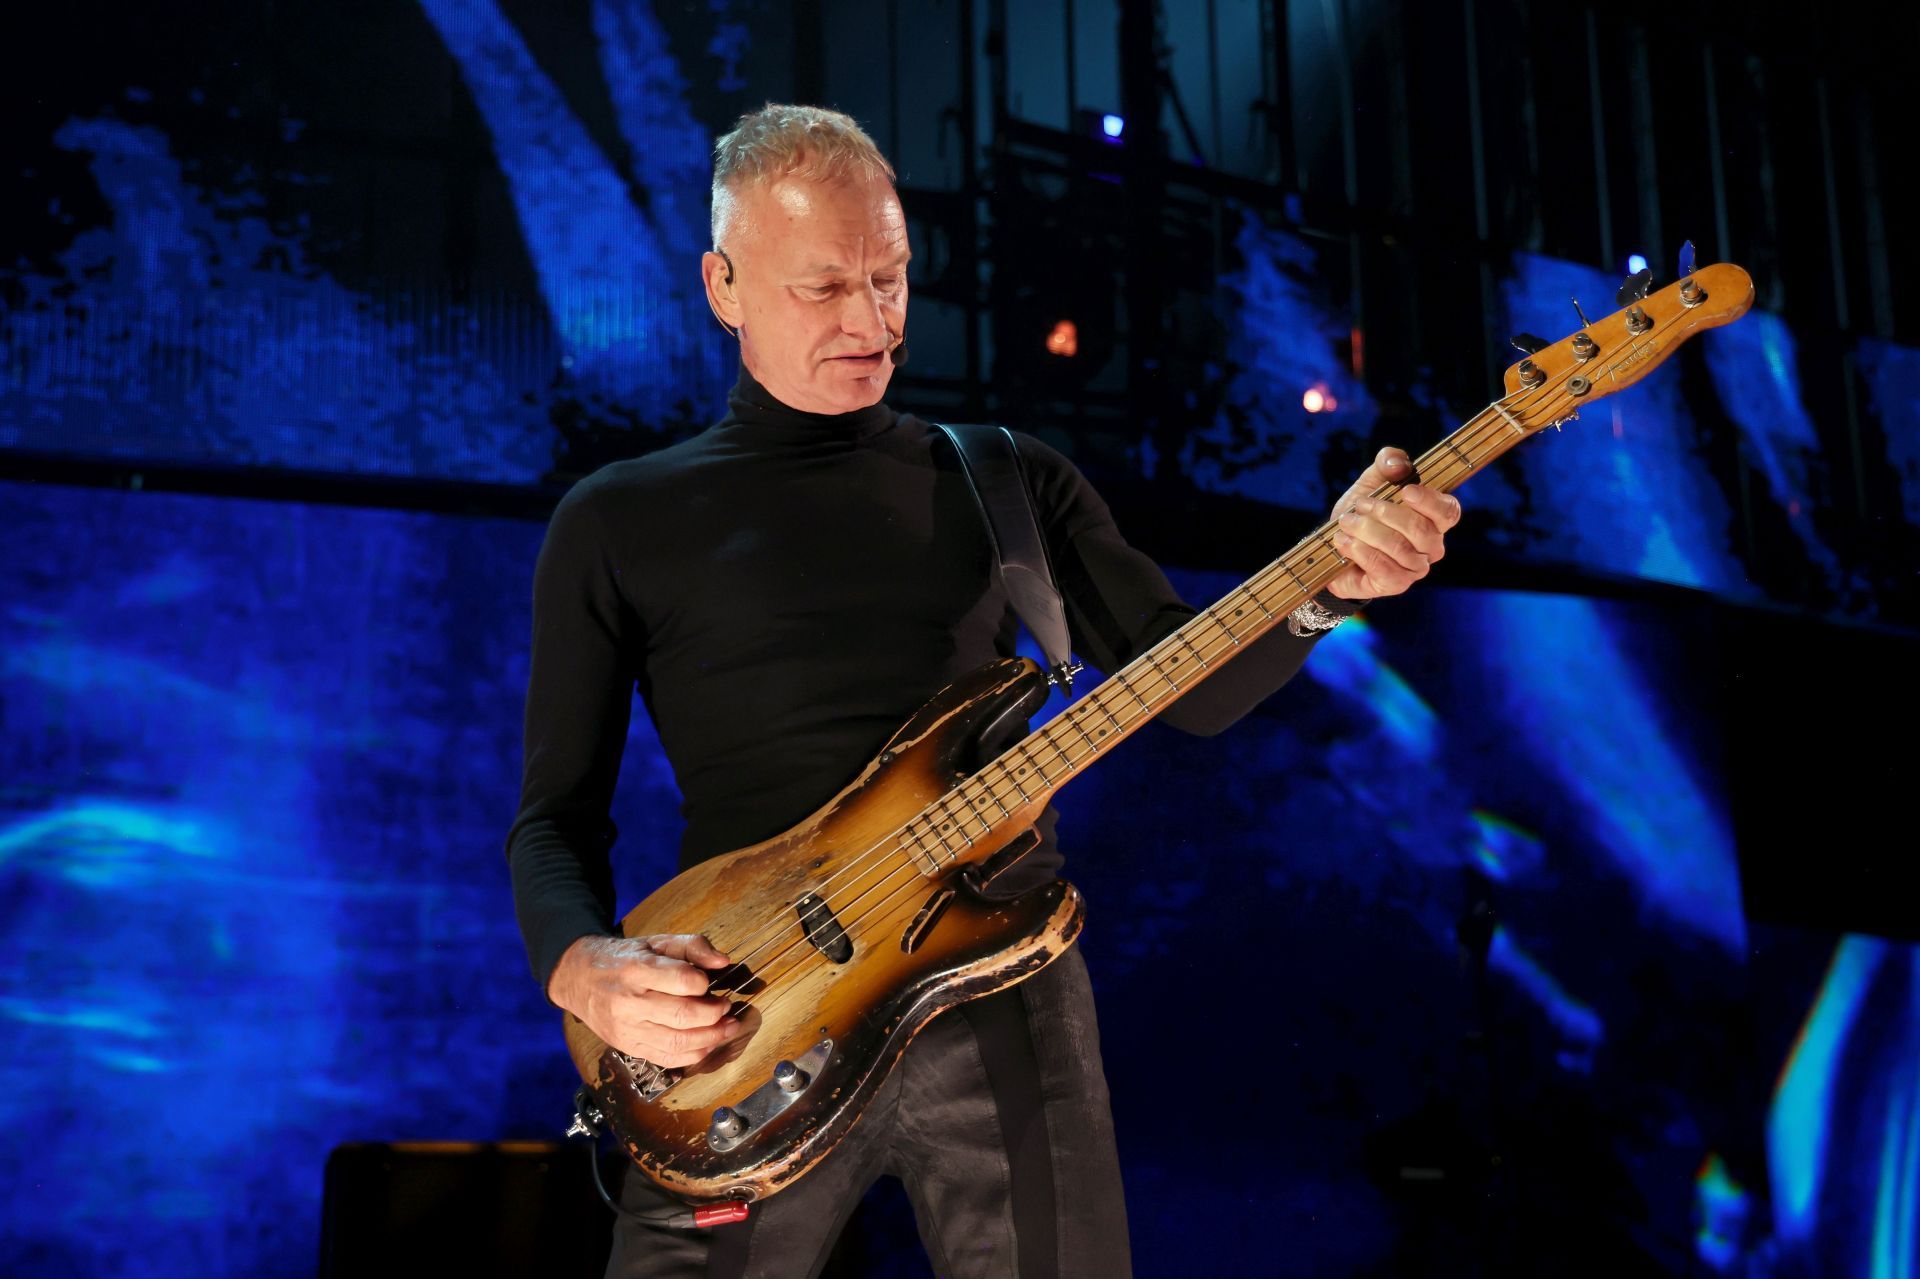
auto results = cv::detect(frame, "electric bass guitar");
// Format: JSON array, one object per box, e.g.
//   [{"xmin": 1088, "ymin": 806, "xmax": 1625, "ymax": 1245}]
[{"xmin": 563, "ymin": 259, "xmax": 1754, "ymax": 1207}]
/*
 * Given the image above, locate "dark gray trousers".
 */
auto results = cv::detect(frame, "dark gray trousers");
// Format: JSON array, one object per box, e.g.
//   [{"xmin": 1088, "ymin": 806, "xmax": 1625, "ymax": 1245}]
[{"xmin": 604, "ymin": 944, "xmax": 1132, "ymax": 1278}]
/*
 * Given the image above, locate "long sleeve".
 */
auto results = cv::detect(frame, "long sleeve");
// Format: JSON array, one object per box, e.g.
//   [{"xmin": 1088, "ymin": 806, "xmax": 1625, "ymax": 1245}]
[
  {"xmin": 505, "ymin": 481, "xmax": 637, "ymax": 1003},
  {"xmin": 1016, "ymin": 433, "xmax": 1353, "ymax": 738}
]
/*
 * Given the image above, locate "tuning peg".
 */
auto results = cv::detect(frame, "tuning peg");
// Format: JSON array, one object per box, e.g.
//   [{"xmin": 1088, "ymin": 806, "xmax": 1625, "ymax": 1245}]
[
  {"xmin": 1616, "ymin": 267, "xmax": 1654, "ymax": 306},
  {"xmin": 1509, "ymin": 332, "xmax": 1549, "ymax": 354},
  {"xmin": 1677, "ymin": 239, "xmax": 1697, "ymax": 280}
]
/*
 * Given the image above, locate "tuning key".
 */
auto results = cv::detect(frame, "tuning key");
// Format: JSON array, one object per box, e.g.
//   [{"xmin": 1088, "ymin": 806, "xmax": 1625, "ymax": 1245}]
[
  {"xmin": 1509, "ymin": 333, "xmax": 1549, "ymax": 355},
  {"xmin": 1676, "ymin": 239, "xmax": 1707, "ymax": 307},
  {"xmin": 1616, "ymin": 267, "xmax": 1654, "ymax": 306}
]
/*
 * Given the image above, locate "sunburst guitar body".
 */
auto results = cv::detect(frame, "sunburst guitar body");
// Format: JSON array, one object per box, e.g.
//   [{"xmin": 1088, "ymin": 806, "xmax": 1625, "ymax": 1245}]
[{"xmin": 565, "ymin": 656, "xmax": 1077, "ymax": 1205}]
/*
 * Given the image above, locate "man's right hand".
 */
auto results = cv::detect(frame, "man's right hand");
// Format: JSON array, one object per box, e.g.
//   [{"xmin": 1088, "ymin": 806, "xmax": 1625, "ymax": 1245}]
[{"xmin": 548, "ymin": 933, "xmax": 747, "ymax": 1068}]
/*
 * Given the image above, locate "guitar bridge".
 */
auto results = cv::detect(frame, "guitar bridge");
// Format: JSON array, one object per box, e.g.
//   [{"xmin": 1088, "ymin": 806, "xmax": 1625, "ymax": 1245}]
[{"xmin": 610, "ymin": 1050, "xmax": 681, "ymax": 1103}]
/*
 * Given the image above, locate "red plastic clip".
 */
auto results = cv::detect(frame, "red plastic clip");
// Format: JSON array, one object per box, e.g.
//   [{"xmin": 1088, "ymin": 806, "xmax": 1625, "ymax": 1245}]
[{"xmin": 692, "ymin": 1202, "xmax": 752, "ymax": 1228}]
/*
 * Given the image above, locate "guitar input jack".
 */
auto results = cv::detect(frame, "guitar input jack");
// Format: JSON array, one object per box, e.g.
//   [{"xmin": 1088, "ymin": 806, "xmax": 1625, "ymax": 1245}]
[{"xmin": 569, "ymin": 1088, "xmax": 752, "ymax": 1230}]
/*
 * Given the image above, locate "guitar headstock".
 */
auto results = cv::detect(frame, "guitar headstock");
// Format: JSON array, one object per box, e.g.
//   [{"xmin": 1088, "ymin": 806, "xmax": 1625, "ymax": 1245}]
[{"xmin": 1497, "ymin": 262, "xmax": 1754, "ymax": 435}]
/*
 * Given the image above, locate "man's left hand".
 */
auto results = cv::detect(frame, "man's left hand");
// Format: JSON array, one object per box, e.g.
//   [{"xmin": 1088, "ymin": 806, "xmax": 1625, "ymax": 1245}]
[{"xmin": 1324, "ymin": 446, "xmax": 1463, "ymax": 601}]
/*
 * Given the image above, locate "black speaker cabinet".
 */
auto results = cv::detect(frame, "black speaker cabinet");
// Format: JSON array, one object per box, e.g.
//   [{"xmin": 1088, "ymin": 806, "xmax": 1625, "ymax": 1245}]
[{"xmin": 319, "ymin": 1141, "xmax": 612, "ymax": 1277}]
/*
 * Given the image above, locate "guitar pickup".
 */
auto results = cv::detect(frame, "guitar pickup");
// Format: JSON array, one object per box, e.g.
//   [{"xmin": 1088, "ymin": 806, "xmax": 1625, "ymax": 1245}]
[
  {"xmin": 795, "ymin": 893, "xmax": 853, "ymax": 963},
  {"xmin": 901, "ymin": 887, "xmax": 955, "ymax": 953}
]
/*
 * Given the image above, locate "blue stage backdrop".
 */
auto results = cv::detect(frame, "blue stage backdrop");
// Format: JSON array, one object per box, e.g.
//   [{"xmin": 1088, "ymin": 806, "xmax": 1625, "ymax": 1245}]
[{"xmin": 4, "ymin": 477, "xmax": 1913, "ymax": 1276}]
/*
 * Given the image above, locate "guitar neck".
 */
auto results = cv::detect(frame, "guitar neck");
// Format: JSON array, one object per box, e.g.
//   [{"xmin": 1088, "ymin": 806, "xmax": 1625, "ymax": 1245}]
[
  {"xmin": 900, "ymin": 259, "xmax": 1756, "ymax": 876},
  {"xmin": 908, "ymin": 399, "xmax": 1533, "ymax": 863}
]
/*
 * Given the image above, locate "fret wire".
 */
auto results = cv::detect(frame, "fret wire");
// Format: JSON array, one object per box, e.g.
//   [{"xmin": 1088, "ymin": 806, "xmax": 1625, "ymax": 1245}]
[
  {"xmin": 905, "ymin": 822, "xmax": 947, "ymax": 870},
  {"xmin": 999, "ymin": 755, "xmax": 1035, "ymax": 803},
  {"xmin": 925, "ymin": 824, "xmax": 960, "ymax": 867},
  {"xmin": 980, "ymin": 769, "xmax": 1023, "ymax": 816},
  {"xmin": 1118, "ymin": 672, "xmax": 1156, "ymax": 715},
  {"xmin": 1064, "ymin": 708, "xmax": 1100, "ymax": 754},
  {"xmin": 947, "ymin": 787, "xmax": 987, "ymax": 833},
  {"xmin": 1203, "ymin": 605, "xmax": 1243, "ymax": 645},
  {"xmin": 1040, "ymin": 726, "xmax": 1079, "ymax": 776},
  {"xmin": 1176, "ymin": 632, "xmax": 1210, "ymax": 670},
  {"xmin": 921, "ymin": 819, "xmax": 959, "ymax": 866},
  {"xmin": 1009, "ymin": 741, "xmax": 1051, "ymax": 789},
  {"xmin": 1205, "ymin": 606, "xmax": 1236, "ymax": 649},
  {"xmin": 1092, "ymin": 695, "xmax": 1126, "ymax": 735},
  {"xmin": 1145, "ymin": 654, "xmax": 1181, "ymax": 693},
  {"xmin": 930, "ymin": 794, "xmax": 977, "ymax": 846},
  {"xmin": 958, "ymin": 782, "xmax": 997, "ymax": 829}
]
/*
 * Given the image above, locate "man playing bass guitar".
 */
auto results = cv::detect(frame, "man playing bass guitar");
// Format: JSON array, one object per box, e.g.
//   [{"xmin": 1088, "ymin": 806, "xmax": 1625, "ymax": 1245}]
[{"xmin": 506, "ymin": 103, "xmax": 1462, "ymax": 1278}]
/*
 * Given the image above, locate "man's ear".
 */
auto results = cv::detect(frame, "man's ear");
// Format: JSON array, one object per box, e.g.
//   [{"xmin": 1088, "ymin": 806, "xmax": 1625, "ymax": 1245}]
[{"xmin": 702, "ymin": 250, "xmax": 741, "ymax": 337}]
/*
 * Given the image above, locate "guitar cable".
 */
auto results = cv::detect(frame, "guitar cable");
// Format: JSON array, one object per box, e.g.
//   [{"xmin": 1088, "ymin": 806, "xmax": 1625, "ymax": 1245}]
[{"xmin": 569, "ymin": 1088, "xmax": 752, "ymax": 1230}]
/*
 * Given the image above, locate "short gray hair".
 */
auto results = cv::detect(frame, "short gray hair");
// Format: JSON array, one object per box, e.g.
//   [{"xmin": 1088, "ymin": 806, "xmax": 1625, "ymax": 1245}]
[{"xmin": 710, "ymin": 104, "xmax": 897, "ymax": 248}]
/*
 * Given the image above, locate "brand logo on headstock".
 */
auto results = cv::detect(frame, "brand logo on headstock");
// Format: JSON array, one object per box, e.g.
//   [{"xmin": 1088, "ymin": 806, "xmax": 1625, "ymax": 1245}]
[{"xmin": 1608, "ymin": 339, "xmax": 1659, "ymax": 383}]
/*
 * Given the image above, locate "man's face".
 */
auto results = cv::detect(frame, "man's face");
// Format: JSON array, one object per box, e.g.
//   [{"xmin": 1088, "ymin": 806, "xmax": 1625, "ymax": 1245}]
[{"xmin": 711, "ymin": 170, "xmax": 910, "ymax": 415}]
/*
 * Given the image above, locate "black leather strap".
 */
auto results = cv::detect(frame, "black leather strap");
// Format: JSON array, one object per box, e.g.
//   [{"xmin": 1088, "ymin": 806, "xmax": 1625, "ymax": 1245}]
[{"xmin": 935, "ymin": 423, "xmax": 1076, "ymax": 686}]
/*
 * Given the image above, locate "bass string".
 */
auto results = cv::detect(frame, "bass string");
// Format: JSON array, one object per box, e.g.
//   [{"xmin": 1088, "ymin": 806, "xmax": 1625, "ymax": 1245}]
[
  {"xmin": 703, "ymin": 379, "xmax": 1527, "ymax": 986},
  {"xmin": 698, "ymin": 376, "xmax": 1552, "ymax": 1009},
  {"xmin": 695, "ymin": 659, "xmax": 1108, "ymax": 984},
  {"xmin": 697, "ymin": 777, "xmax": 1009, "ymax": 989},
  {"xmin": 701, "ymin": 367, "xmax": 1583, "ymax": 1014},
  {"xmin": 710, "ymin": 372, "xmax": 1588, "ymax": 1028}
]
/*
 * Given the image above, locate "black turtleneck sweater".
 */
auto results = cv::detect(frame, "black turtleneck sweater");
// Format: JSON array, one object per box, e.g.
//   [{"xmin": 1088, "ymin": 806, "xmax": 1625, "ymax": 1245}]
[{"xmin": 506, "ymin": 368, "xmax": 1343, "ymax": 999}]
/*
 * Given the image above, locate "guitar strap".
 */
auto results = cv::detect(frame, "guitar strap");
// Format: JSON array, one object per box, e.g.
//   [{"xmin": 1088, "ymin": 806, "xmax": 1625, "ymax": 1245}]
[{"xmin": 934, "ymin": 423, "xmax": 1082, "ymax": 693}]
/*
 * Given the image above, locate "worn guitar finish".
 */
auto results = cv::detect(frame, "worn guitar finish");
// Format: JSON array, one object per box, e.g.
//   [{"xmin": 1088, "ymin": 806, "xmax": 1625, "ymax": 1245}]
[
  {"xmin": 566, "ymin": 657, "xmax": 1076, "ymax": 1204},
  {"xmin": 566, "ymin": 262, "xmax": 1756, "ymax": 1206}
]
